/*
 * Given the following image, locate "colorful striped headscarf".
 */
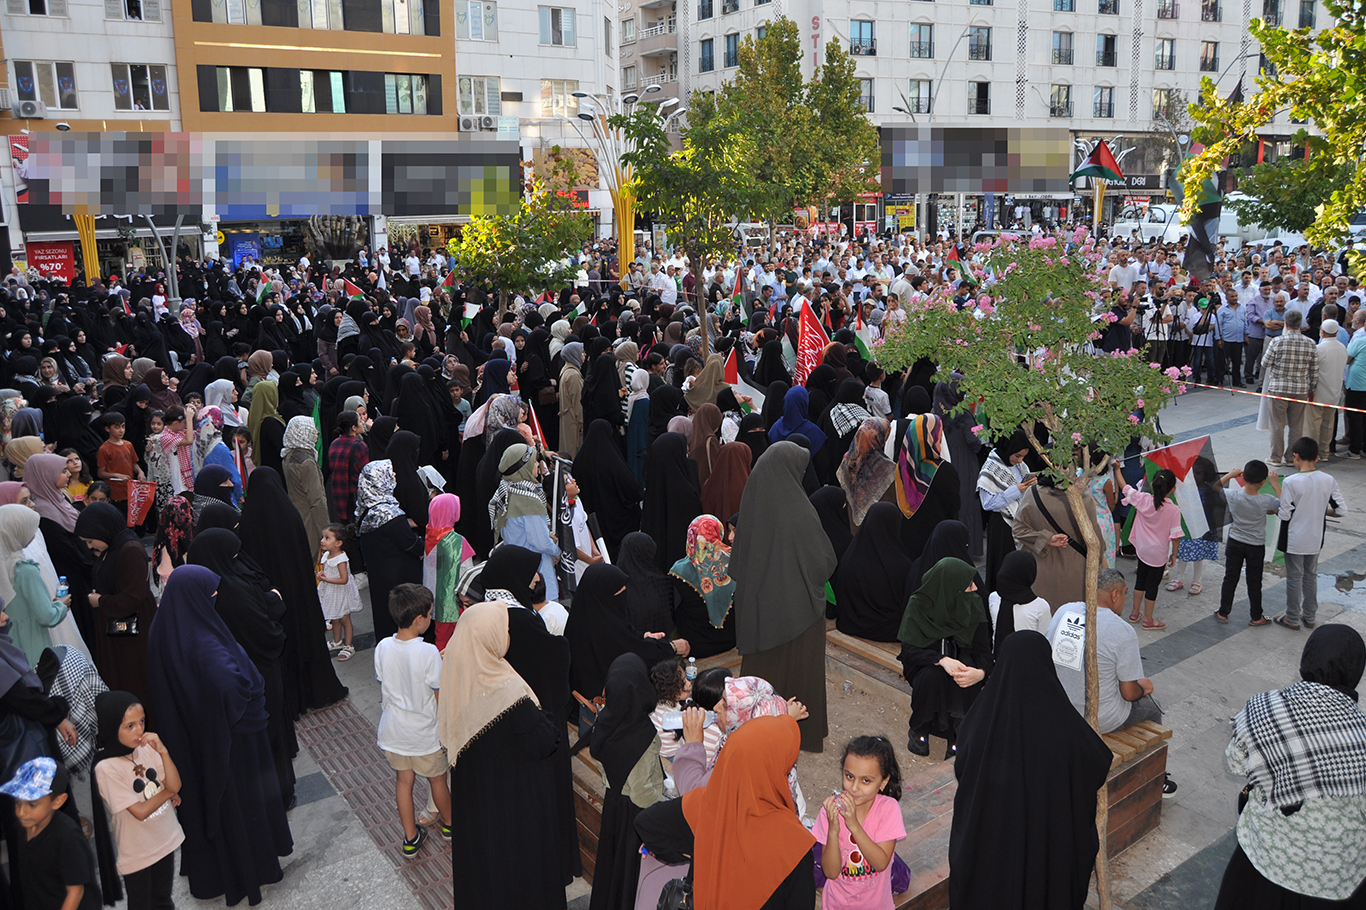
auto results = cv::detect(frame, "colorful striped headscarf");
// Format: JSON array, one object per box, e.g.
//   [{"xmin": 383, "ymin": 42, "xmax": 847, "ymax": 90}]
[{"xmin": 895, "ymin": 413, "xmax": 944, "ymax": 518}]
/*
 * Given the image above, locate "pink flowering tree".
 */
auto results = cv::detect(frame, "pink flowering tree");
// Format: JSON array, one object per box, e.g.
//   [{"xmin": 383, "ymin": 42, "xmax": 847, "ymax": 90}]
[{"xmin": 875, "ymin": 228, "xmax": 1186, "ymax": 909}]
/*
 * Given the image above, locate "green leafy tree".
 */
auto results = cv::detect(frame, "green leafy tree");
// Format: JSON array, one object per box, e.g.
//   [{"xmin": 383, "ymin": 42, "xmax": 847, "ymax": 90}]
[
  {"xmin": 446, "ymin": 161, "xmax": 593, "ymax": 313},
  {"xmin": 874, "ymin": 230, "xmax": 1187, "ymax": 910},
  {"xmin": 1227, "ymin": 134, "xmax": 1352, "ymax": 233},
  {"xmin": 1178, "ymin": 0, "xmax": 1365, "ymax": 245},
  {"xmin": 694, "ymin": 18, "xmax": 879, "ymax": 226}
]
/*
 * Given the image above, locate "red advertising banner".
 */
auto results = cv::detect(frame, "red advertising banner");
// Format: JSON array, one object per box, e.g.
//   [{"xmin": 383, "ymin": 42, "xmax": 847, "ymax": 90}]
[{"xmin": 26, "ymin": 241, "xmax": 76, "ymax": 283}]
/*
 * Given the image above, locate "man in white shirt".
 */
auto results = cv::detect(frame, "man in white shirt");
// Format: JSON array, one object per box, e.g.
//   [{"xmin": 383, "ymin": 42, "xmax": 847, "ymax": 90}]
[
  {"xmin": 1309, "ymin": 319, "xmax": 1349, "ymax": 458},
  {"xmin": 648, "ymin": 262, "xmax": 676, "ymax": 305},
  {"xmin": 404, "ymin": 252, "xmax": 421, "ymax": 278},
  {"xmin": 1046, "ymin": 569, "xmax": 1162, "ymax": 733},
  {"xmin": 1108, "ymin": 252, "xmax": 1140, "ymax": 292}
]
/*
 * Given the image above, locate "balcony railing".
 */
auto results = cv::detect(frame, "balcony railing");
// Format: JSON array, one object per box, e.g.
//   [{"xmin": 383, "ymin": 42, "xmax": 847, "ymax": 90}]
[
  {"xmin": 1155, "ymin": 51, "xmax": 1175, "ymax": 69},
  {"xmin": 1199, "ymin": 54, "xmax": 1218, "ymax": 71},
  {"xmin": 905, "ymin": 96, "xmax": 931, "ymax": 113},
  {"xmin": 968, "ymin": 95, "xmax": 990, "ymax": 114},
  {"xmin": 1097, "ymin": 49, "xmax": 1117, "ymax": 65},
  {"xmin": 909, "ymin": 41, "xmax": 934, "ymax": 57},
  {"xmin": 1201, "ymin": 1, "xmax": 1220, "ymax": 18},
  {"xmin": 1052, "ymin": 47, "xmax": 1073, "ymax": 63},
  {"xmin": 640, "ymin": 20, "xmax": 675, "ymax": 37},
  {"xmin": 850, "ymin": 38, "xmax": 877, "ymax": 55},
  {"xmin": 1050, "ymin": 102, "xmax": 1073, "ymax": 117},
  {"xmin": 1094, "ymin": 100, "xmax": 1114, "ymax": 117},
  {"xmin": 643, "ymin": 71, "xmax": 678, "ymax": 85},
  {"xmin": 1157, "ymin": 0, "xmax": 1178, "ymax": 16},
  {"xmin": 968, "ymin": 43, "xmax": 992, "ymax": 60}
]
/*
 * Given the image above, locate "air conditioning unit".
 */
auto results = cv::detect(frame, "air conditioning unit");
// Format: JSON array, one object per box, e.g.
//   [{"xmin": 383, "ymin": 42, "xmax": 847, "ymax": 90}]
[
  {"xmin": 12, "ymin": 99, "xmax": 46, "ymax": 119},
  {"xmin": 479, "ymin": 114, "xmax": 497, "ymax": 130},
  {"xmin": 458, "ymin": 114, "xmax": 479, "ymax": 131}
]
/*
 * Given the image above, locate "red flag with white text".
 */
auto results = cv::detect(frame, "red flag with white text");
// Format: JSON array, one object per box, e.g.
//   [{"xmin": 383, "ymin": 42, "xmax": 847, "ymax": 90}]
[{"xmin": 793, "ymin": 303, "xmax": 830, "ymax": 386}]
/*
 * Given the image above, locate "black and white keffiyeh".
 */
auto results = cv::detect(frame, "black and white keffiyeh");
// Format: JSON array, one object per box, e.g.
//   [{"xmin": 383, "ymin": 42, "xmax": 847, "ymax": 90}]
[
  {"xmin": 829, "ymin": 402, "xmax": 874, "ymax": 438},
  {"xmin": 1235, "ymin": 680, "xmax": 1366, "ymax": 810},
  {"xmin": 45, "ymin": 645, "xmax": 107, "ymax": 777}
]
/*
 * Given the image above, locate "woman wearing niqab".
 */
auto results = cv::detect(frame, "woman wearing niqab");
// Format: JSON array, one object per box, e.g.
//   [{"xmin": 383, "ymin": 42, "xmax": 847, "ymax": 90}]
[
  {"xmin": 729, "ymin": 441, "xmax": 836, "ymax": 752},
  {"xmin": 571, "ymin": 419, "xmax": 643, "ymax": 559},
  {"xmin": 146, "ymin": 565, "xmax": 292, "ymax": 906},
  {"xmin": 639, "ymin": 433, "xmax": 701, "ymax": 572},
  {"xmin": 949, "ymin": 631, "xmax": 1112, "ymax": 910},
  {"xmin": 832, "ymin": 501, "xmax": 914, "ymax": 643}
]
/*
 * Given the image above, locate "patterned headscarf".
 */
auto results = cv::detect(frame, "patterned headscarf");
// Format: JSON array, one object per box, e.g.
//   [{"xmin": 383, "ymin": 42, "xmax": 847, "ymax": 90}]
[
  {"xmin": 356, "ymin": 460, "xmax": 405, "ymax": 533},
  {"xmin": 484, "ymin": 393, "xmax": 523, "ymax": 445},
  {"xmin": 668, "ymin": 515, "xmax": 735, "ymax": 628},
  {"xmin": 837, "ymin": 417, "xmax": 897, "ymax": 526},
  {"xmin": 282, "ymin": 415, "xmax": 318, "ymax": 457},
  {"xmin": 722, "ymin": 676, "xmax": 790, "ymax": 733},
  {"xmin": 895, "ymin": 413, "xmax": 944, "ymax": 518}
]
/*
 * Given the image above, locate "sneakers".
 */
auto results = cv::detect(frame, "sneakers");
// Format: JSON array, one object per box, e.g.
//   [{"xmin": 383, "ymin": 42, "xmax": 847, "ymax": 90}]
[
  {"xmin": 1162, "ymin": 773, "xmax": 1179, "ymax": 799},
  {"xmin": 402, "ymin": 825, "xmax": 428, "ymax": 857},
  {"xmin": 1343, "ymin": 452, "xmax": 1362, "ymax": 460},
  {"xmin": 439, "ymin": 821, "xmax": 452, "ymax": 841}
]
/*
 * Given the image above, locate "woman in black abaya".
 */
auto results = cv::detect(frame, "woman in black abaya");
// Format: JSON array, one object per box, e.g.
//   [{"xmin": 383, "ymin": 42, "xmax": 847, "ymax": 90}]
[
  {"xmin": 438, "ymin": 602, "xmax": 565, "ymax": 910},
  {"xmin": 565, "ymin": 564, "xmax": 682, "ymax": 703},
  {"xmin": 615, "ymin": 532, "xmax": 673, "ymax": 634},
  {"xmin": 950, "ymin": 631, "xmax": 1112, "ymax": 909},
  {"xmin": 639, "ymin": 433, "xmax": 702, "ymax": 573},
  {"xmin": 386, "ymin": 430, "xmax": 429, "ymax": 537},
  {"xmin": 237, "ymin": 467, "xmax": 348, "ymax": 718},
  {"xmin": 646, "ymin": 385, "xmax": 688, "ymax": 450},
  {"xmin": 898, "ymin": 557, "xmax": 993, "ymax": 757},
  {"xmin": 393, "ymin": 372, "xmax": 440, "ymax": 465},
  {"xmin": 582, "ymin": 352, "xmax": 626, "ymax": 436},
  {"xmin": 833, "ymin": 501, "xmax": 914, "ymax": 642},
  {"xmin": 895, "ymin": 414, "xmax": 962, "ymax": 560},
  {"xmin": 187, "ymin": 528, "xmax": 297, "ymax": 809},
  {"xmin": 147, "ymin": 565, "xmax": 292, "ymax": 906},
  {"xmin": 476, "ymin": 545, "xmax": 579, "ymax": 885},
  {"xmin": 729, "ymin": 441, "xmax": 836, "ymax": 753},
  {"xmin": 589, "ymin": 653, "xmax": 665, "ymax": 910},
  {"xmin": 810, "ymin": 486, "xmax": 854, "ymax": 562},
  {"xmin": 571, "ymin": 419, "xmax": 643, "ymax": 559}
]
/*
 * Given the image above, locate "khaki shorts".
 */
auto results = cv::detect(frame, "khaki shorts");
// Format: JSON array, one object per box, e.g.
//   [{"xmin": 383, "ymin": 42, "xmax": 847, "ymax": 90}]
[{"xmin": 384, "ymin": 749, "xmax": 448, "ymax": 779}]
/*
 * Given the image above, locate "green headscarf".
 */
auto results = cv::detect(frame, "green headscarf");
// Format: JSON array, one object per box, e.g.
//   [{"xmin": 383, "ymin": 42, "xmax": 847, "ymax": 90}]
[
  {"xmin": 246, "ymin": 380, "xmax": 282, "ymax": 460},
  {"xmin": 489, "ymin": 443, "xmax": 549, "ymax": 533},
  {"xmin": 898, "ymin": 556, "xmax": 985, "ymax": 649}
]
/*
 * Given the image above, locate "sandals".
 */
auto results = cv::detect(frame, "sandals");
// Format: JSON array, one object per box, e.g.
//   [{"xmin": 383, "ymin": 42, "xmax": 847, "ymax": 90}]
[
  {"xmin": 327, "ymin": 639, "xmax": 343, "ymax": 653},
  {"xmin": 1214, "ymin": 612, "xmax": 1228, "ymax": 623},
  {"xmin": 1128, "ymin": 610, "xmax": 1141, "ymax": 623},
  {"xmin": 1249, "ymin": 617, "xmax": 1272, "ymax": 626},
  {"xmin": 338, "ymin": 644, "xmax": 355, "ymax": 661},
  {"xmin": 1188, "ymin": 582, "xmax": 1203, "ymax": 596},
  {"xmin": 1142, "ymin": 618, "xmax": 1167, "ymax": 630},
  {"xmin": 1273, "ymin": 615, "xmax": 1301, "ymax": 631},
  {"xmin": 1165, "ymin": 580, "xmax": 1185, "ymax": 591}
]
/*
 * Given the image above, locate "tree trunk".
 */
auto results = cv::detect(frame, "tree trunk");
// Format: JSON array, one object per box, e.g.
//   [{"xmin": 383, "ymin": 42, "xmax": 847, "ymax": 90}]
[{"xmin": 1064, "ymin": 477, "xmax": 1111, "ymax": 910}]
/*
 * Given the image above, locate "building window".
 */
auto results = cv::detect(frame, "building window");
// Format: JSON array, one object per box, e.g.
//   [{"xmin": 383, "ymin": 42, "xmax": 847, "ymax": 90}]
[
  {"xmin": 1199, "ymin": 40, "xmax": 1219, "ymax": 71},
  {"xmin": 1152, "ymin": 87, "xmax": 1175, "ymax": 118},
  {"xmin": 1155, "ymin": 38, "xmax": 1175, "ymax": 69},
  {"xmin": 1099, "ymin": 0, "xmax": 1118, "ymax": 13},
  {"xmin": 1201, "ymin": 0, "xmax": 1220, "ymax": 18},
  {"xmin": 213, "ymin": 0, "xmax": 261, "ymax": 25},
  {"xmin": 1049, "ymin": 84, "xmax": 1072, "ymax": 116},
  {"xmin": 299, "ymin": 71, "xmax": 346, "ymax": 112},
  {"xmin": 907, "ymin": 79, "xmax": 931, "ymax": 113},
  {"xmin": 1260, "ymin": 53, "xmax": 1276, "ymax": 75},
  {"xmin": 697, "ymin": 0, "xmax": 711, "ymax": 18},
  {"xmin": 385, "ymin": 73, "xmax": 428, "ymax": 113},
  {"xmin": 112, "ymin": 63, "xmax": 170, "ymax": 111},
  {"xmin": 970, "ymin": 0, "xmax": 990, "ymax": 6},
  {"xmin": 1054, "ymin": 0, "xmax": 1074, "ymax": 10},
  {"xmin": 17, "ymin": 0, "xmax": 68, "ymax": 16},
  {"xmin": 850, "ymin": 20, "xmax": 875, "ymax": 55},
  {"xmin": 969, "ymin": 81, "xmax": 989, "ymax": 114},
  {"xmin": 724, "ymin": 33, "xmax": 739, "ymax": 66},
  {"xmin": 622, "ymin": 16, "xmax": 634, "ymax": 41},
  {"xmin": 107, "ymin": 0, "xmax": 161, "ymax": 22},
  {"xmin": 909, "ymin": 23, "xmax": 933, "ymax": 57},
  {"xmin": 1299, "ymin": 0, "xmax": 1314, "ymax": 26},
  {"xmin": 858, "ymin": 78, "xmax": 874, "ymax": 112},
  {"xmin": 458, "ymin": 75, "xmax": 500, "ymax": 114},
  {"xmin": 540, "ymin": 78, "xmax": 578, "ymax": 115},
  {"xmin": 755, "ymin": 24, "xmax": 765, "ymax": 38},
  {"xmin": 457, "ymin": 1, "xmax": 498, "ymax": 39},
  {"xmin": 622, "ymin": 65, "xmax": 637, "ymax": 87},
  {"xmin": 296, "ymin": 0, "xmax": 343, "ymax": 29},
  {"xmin": 603, "ymin": 17, "xmax": 611, "ymax": 53},
  {"xmin": 13, "ymin": 61, "xmax": 78, "ymax": 110},
  {"xmin": 380, "ymin": 0, "xmax": 424, "ymax": 34},
  {"xmin": 1052, "ymin": 31, "xmax": 1073, "ymax": 64},
  {"xmin": 1096, "ymin": 33, "xmax": 1117, "ymax": 65},
  {"xmin": 539, "ymin": 6, "xmax": 576, "ymax": 45},
  {"xmin": 1262, "ymin": 0, "xmax": 1280, "ymax": 23},
  {"xmin": 1094, "ymin": 85, "xmax": 1114, "ymax": 117},
  {"xmin": 215, "ymin": 66, "xmax": 265, "ymax": 112},
  {"xmin": 1156, "ymin": 0, "xmax": 1178, "ymax": 17},
  {"xmin": 699, "ymin": 38, "xmax": 714, "ymax": 70},
  {"xmin": 968, "ymin": 26, "xmax": 991, "ymax": 60}
]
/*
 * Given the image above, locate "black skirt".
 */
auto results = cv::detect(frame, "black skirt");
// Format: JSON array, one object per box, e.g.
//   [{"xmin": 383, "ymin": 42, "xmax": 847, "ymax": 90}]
[
  {"xmin": 1215, "ymin": 844, "xmax": 1366, "ymax": 910},
  {"xmin": 671, "ymin": 580, "xmax": 736, "ymax": 659}
]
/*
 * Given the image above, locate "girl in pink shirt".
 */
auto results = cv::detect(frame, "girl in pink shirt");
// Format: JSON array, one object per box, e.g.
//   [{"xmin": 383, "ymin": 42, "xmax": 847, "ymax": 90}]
[
  {"xmin": 1118, "ymin": 463, "xmax": 1184, "ymax": 630},
  {"xmin": 815, "ymin": 735, "xmax": 907, "ymax": 910}
]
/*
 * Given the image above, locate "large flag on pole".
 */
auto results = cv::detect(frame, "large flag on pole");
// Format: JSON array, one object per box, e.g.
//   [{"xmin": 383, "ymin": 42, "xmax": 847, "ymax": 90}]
[
  {"xmin": 793, "ymin": 301, "xmax": 830, "ymax": 386},
  {"xmin": 1071, "ymin": 140, "xmax": 1126, "ymax": 183},
  {"xmin": 723, "ymin": 348, "xmax": 765, "ymax": 413}
]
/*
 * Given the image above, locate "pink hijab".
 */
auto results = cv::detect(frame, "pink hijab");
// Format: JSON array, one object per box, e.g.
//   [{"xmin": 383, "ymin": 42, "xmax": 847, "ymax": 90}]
[
  {"xmin": 25, "ymin": 454, "xmax": 79, "ymax": 532},
  {"xmin": 0, "ymin": 482, "xmax": 25, "ymax": 505}
]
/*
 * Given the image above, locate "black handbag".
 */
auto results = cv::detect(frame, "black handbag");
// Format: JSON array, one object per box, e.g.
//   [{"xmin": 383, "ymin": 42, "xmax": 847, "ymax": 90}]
[
  {"xmin": 657, "ymin": 870, "xmax": 692, "ymax": 910},
  {"xmin": 106, "ymin": 616, "xmax": 139, "ymax": 637}
]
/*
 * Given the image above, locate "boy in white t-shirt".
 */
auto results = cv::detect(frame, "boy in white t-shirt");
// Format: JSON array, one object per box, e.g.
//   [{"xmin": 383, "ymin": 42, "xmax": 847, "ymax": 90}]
[
  {"xmin": 567, "ymin": 475, "xmax": 602, "ymax": 581},
  {"xmin": 374, "ymin": 584, "xmax": 452, "ymax": 857},
  {"xmin": 1275, "ymin": 437, "xmax": 1347, "ymax": 629}
]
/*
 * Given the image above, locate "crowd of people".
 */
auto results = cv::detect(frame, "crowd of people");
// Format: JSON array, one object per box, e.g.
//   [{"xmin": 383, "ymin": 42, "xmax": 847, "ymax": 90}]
[{"xmin": 0, "ymin": 220, "xmax": 1357, "ymax": 910}]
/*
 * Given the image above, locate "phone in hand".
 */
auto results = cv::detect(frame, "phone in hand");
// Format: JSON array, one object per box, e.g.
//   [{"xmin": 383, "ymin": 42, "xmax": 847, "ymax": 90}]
[{"xmin": 660, "ymin": 711, "xmax": 715, "ymax": 731}]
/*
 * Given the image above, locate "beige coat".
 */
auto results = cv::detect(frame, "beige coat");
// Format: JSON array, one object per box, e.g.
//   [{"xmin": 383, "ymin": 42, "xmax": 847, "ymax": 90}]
[
  {"xmin": 559, "ymin": 364, "xmax": 584, "ymax": 458},
  {"xmin": 1012, "ymin": 485, "xmax": 1103, "ymax": 611}
]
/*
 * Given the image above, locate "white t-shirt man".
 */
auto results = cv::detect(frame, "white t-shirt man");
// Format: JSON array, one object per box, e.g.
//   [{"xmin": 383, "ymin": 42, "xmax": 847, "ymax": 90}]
[
  {"xmin": 404, "ymin": 254, "xmax": 421, "ymax": 277},
  {"xmin": 373, "ymin": 635, "xmax": 443, "ymax": 756},
  {"xmin": 1046, "ymin": 603, "xmax": 1147, "ymax": 733},
  {"xmin": 1109, "ymin": 260, "xmax": 1141, "ymax": 291},
  {"xmin": 536, "ymin": 601, "xmax": 569, "ymax": 636}
]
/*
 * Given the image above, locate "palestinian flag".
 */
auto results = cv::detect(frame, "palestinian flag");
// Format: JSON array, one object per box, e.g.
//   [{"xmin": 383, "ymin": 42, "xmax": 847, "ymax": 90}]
[
  {"xmin": 460, "ymin": 302, "xmax": 480, "ymax": 328},
  {"xmin": 1119, "ymin": 436, "xmax": 1244, "ymax": 555},
  {"xmin": 854, "ymin": 307, "xmax": 875, "ymax": 361},
  {"xmin": 946, "ymin": 245, "xmax": 961, "ymax": 263},
  {"xmin": 341, "ymin": 277, "xmax": 366, "ymax": 298},
  {"xmin": 731, "ymin": 270, "xmax": 747, "ymax": 326},
  {"xmin": 568, "ymin": 299, "xmax": 587, "ymax": 319},
  {"xmin": 440, "ymin": 271, "xmax": 457, "ymax": 288},
  {"xmin": 723, "ymin": 348, "xmax": 766, "ymax": 413},
  {"xmin": 1071, "ymin": 139, "xmax": 1126, "ymax": 183},
  {"xmin": 256, "ymin": 279, "xmax": 275, "ymax": 305}
]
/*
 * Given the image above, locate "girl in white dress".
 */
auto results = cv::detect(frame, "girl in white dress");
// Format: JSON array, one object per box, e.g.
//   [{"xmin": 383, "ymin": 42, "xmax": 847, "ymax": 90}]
[{"xmin": 317, "ymin": 523, "xmax": 362, "ymax": 660}]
